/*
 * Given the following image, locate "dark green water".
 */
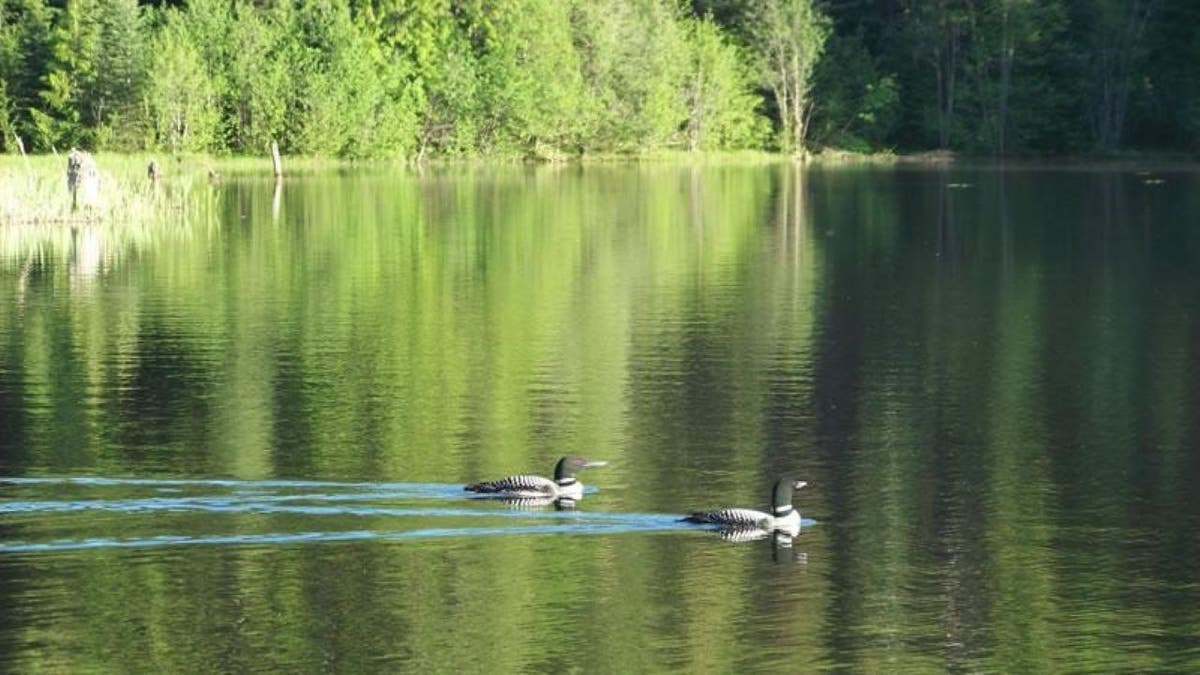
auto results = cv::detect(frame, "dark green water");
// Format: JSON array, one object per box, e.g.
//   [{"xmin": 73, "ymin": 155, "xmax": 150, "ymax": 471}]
[{"xmin": 1, "ymin": 165, "xmax": 1198, "ymax": 672}]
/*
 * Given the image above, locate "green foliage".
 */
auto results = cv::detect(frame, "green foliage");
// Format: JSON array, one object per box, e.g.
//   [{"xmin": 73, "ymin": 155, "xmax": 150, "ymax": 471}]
[
  {"xmin": 1122, "ymin": 0, "xmax": 1200, "ymax": 150},
  {"xmin": 363, "ymin": 0, "xmax": 484, "ymax": 156},
  {"xmin": 32, "ymin": 68, "xmax": 80, "ymax": 150},
  {"xmin": 819, "ymin": 0, "xmax": 1197, "ymax": 154},
  {"xmin": 984, "ymin": 0, "xmax": 1078, "ymax": 153},
  {"xmin": 146, "ymin": 10, "xmax": 220, "ymax": 153},
  {"xmin": 0, "ymin": 77, "xmax": 13, "ymax": 149},
  {"xmin": 571, "ymin": 0, "xmax": 691, "ymax": 152},
  {"xmin": 4, "ymin": 0, "xmax": 56, "ymax": 150},
  {"xmin": 287, "ymin": 0, "xmax": 368, "ymax": 156},
  {"xmin": 0, "ymin": 0, "xmax": 801, "ymax": 157},
  {"xmin": 682, "ymin": 16, "xmax": 768, "ymax": 150},
  {"xmin": 470, "ymin": 0, "xmax": 587, "ymax": 156},
  {"xmin": 745, "ymin": 0, "xmax": 830, "ymax": 153},
  {"xmin": 943, "ymin": 0, "xmax": 1080, "ymax": 154},
  {"xmin": 4, "ymin": 0, "xmax": 1200, "ymax": 157},
  {"xmin": 0, "ymin": 14, "xmax": 12, "ymax": 149},
  {"xmin": 53, "ymin": 0, "xmax": 99, "ymax": 143},
  {"xmin": 222, "ymin": 1, "xmax": 290, "ymax": 154},
  {"xmin": 809, "ymin": 31, "xmax": 898, "ymax": 152},
  {"xmin": 90, "ymin": 0, "xmax": 149, "ymax": 149}
]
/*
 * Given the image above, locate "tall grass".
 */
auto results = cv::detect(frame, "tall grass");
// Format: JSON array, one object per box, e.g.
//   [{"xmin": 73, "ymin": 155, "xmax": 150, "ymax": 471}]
[
  {"xmin": 5, "ymin": 155, "xmax": 190, "ymax": 223},
  {"xmin": 0, "ymin": 154, "xmax": 232, "ymax": 274}
]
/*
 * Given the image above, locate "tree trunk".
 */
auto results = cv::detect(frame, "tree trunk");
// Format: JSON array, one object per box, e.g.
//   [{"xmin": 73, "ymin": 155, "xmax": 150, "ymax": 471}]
[
  {"xmin": 791, "ymin": 53, "xmax": 804, "ymax": 152},
  {"xmin": 945, "ymin": 32, "xmax": 958, "ymax": 147},
  {"xmin": 935, "ymin": 51, "xmax": 947, "ymax": 148},
  {"xmin": 688, "ymin": 67, "xmax": 703, "ymax": 151},
  {"xmin": 997, "ymin": 4, "xmax": 1013, "ymax": 154},
  {"xmin": 772, "ymin": 78, "xmax": 790, "ymax": 153},
  {"xmin": 1089, "ymin": 0, "xmax": 1159, "ymax": 150}
]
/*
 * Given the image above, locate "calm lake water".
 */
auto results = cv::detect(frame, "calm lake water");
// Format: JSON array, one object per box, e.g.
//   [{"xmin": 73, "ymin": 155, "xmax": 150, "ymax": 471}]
[{"xmin": 1, "ymin": 164, "xmax": 1198, "ymax": 672}]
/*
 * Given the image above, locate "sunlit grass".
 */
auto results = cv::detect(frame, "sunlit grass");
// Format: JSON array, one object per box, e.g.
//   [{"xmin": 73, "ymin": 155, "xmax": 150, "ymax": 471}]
[
  {"xmin": 0, "ymin": 154, "xmax": 235, "ymax": 268},
  {"xmin": 0, "ymin": 152, "xmax": 352, "ymax": 221},
  {"xmin": 3, "ymin": 154, "xmax": 202, "ymax": 224}
]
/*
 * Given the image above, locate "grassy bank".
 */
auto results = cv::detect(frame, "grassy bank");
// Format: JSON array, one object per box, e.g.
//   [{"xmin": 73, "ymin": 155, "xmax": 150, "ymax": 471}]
[
  {"xmin": 2, "ymin": 154, "xmax": 215, "ymax": 226},
  {"xmin": 0, "ymin": 152, "xmax": 368, "ymax": 226}
]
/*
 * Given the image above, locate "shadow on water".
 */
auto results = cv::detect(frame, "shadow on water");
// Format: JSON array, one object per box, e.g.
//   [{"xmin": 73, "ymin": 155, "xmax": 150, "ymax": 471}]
[{"xmin": 0, "ymin": 476, "xmax": 817, "ymax": 554}]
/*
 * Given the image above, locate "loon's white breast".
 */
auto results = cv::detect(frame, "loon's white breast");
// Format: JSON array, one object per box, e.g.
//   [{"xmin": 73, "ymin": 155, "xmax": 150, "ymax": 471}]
[
  {"xmin": 772, "ymin": 507, "xmax": 801, "ymax": 534},
  {"xmin": 554, "ymin": 479, "xmax": 583, "ymax": 499}
]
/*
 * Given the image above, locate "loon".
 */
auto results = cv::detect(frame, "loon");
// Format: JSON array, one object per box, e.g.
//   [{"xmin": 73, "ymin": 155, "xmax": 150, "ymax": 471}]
[
  {"xmin": 464, "ymin": 456, "xmax": 608, "ymax": 500},
  {"xmin": 682, "ymin": 477, "xmax": 807, "ymax": 536}
]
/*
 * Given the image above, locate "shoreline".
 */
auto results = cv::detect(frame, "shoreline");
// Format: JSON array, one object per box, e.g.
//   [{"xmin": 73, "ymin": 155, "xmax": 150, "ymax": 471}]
[
  {"xmin": 6, "ymin": 148, "xmax": 1196, "ymax": 226},
  {"xmin": 818, "ymin": 148, "xmax": 1200, "ymax": 170},
  {"xmin": 4, "ymin": 148, "xmax": 1200, "ymax": 170}
]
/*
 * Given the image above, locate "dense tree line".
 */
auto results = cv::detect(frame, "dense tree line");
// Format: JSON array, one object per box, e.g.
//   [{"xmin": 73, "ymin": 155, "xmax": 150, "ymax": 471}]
[
  {"xmin": 801, "ymin": 0, "xmax": 1200, "ymax": 155},
  {"xmin": 0, "ymin": 0, "xmax": 1196, "ymax": 159}
]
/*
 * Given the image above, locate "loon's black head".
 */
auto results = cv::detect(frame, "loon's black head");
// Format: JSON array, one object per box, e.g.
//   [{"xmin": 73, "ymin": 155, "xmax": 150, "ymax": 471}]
[
  {"xmin": 771, "ymin": 476, "xmax": 808, "ymax": 512},
  {"xmin": 553, "ymin": 456, "xmax": 608, "ymax": 481}
]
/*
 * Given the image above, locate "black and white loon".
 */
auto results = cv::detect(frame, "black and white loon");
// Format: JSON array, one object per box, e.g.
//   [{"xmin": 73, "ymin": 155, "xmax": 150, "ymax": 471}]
[
  {"xmin": 464, "ymin": 456, "xmax": 608, "ymax": 500},
  {"xmin": 682, "ymin": 477, "xmax": 807, "ymax": 535}
]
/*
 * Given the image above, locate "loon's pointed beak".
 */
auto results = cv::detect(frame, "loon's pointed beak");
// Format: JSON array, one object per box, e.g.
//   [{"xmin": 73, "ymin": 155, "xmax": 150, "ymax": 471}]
[
  {"xmin": 793, "ymin": 480, "xmax": 808, "ymax": 490},
  {"xmin": 582, "ymin": 460, "xmax": 608, "ymax": 469}
]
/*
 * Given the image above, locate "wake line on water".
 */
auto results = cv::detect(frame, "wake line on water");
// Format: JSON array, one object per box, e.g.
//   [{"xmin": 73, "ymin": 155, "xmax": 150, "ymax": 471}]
[
  {"xmin": 0, "ymin": 476, "xmax": 817, "ymax": 553},
  {"xmin": 0, "ymin": 518, "xmax": 692, "ymax": 554},
  {"xmin": 0, "ymin": 498, "xmax": 654, "ymax": 522},
  {"xmin": 0, "ymin": 477, "xmax": 597, "ymax": 506},
  {"xmin": 0, "ymin": 476, "xmax": 466, "ymax": 492},
  {"xmin": 0, "ymin": 475, "xmax": 700, "ymax": 553}
]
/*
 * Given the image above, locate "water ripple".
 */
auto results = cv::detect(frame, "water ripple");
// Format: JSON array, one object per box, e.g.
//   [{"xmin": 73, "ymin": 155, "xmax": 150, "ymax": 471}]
[
  {"xmin": 0, "ymin": 476, "xmax": 459, "ymax": 491},
  {"xmin": 0, "ymin": 475, "xmax": 753, "ymax": 554},
  {"xmin": 0, "ymin": 497, "xmax": 650, "ymax": 521},
  {"xmin": 0, "ymin": 519, "xmax": 693, "ymax": 554}
]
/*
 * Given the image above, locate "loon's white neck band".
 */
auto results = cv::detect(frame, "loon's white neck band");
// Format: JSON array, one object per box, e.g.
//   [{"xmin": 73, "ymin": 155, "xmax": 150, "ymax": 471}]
[
  {"xmin": 556, "ymin": 477, "xmax": 578, "ymax": 487},
  {"xmin": 773, "ymin": 504, "xmax": 794, "ymax": 516}
]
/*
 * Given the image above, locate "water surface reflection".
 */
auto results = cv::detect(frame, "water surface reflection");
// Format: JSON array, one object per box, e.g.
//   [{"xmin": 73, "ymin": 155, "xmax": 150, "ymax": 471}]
[{"xmin": 1, "ymin": 164, "xmax": 1197, "ymax": 671}]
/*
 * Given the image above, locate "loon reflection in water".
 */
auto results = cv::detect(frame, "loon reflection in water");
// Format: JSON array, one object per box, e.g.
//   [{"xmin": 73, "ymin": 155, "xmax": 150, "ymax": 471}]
[
  {"xmin": 488, "ymin": 496, "xmax": 581, "ymax": 511},
  {"xmin": 712, "ymin": 528, "xmax": 808, "ymax": 563}
]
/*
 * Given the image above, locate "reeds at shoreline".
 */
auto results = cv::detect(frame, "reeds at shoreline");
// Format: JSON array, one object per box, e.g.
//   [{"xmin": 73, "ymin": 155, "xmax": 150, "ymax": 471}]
[
  {"xmin": 0, "ymin": 154, "xmax": 245, "ymax": 227},
  {"xmin": 0, "ymin": 155, "xmax": 238, "ymax": 273}
]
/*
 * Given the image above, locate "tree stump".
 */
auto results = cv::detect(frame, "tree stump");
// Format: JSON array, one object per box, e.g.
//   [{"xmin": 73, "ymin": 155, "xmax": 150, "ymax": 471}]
[{"xmin": 67, "ymin": 148, "xmax": 99, "ymax": 211}]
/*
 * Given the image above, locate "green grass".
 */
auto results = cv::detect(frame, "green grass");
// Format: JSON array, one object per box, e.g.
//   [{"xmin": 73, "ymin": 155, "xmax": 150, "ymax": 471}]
[
  {"xmin": 0, "ymin": 152, "xmax": 362, "ymax": 224},
  {"xmin": 0, "ymin": 153, "xmax": 235, "ymax": 266},
  {"xmin": 3, "ymin": 153, "xmax": 209, "ymax": 225}
]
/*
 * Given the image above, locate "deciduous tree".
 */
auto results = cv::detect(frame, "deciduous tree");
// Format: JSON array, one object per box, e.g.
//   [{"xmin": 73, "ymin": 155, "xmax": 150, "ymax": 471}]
[{"xmin": 746, "ymin": 0, "xmax": 828, "ymax": 153}]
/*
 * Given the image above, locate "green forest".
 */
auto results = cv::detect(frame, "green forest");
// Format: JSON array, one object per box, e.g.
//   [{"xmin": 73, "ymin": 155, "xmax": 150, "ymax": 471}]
[{"xmin": 0, "ymin": 0, "xmax": 1196, "ymax": 159}]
